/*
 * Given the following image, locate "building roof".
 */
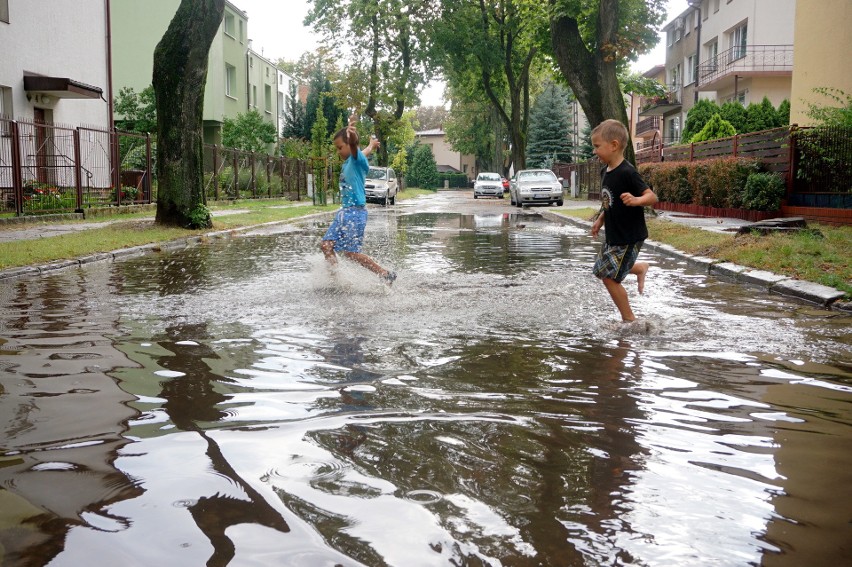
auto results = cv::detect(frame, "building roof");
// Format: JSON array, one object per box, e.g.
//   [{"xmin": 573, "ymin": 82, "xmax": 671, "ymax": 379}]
[
  {"xmin": 416, "ymin": 128, "xmax": 445, "ymax": 136},
  {"xmin": 437, "ymin": 164, "xmax": 461, "ymax": 173}
]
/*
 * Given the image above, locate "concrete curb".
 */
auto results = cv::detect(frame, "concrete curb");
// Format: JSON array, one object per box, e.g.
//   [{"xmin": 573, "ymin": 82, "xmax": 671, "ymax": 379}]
[
  {"xmin": 540, "ymin": 209, "xmax": 850, "ymax": 313},
  {"xmin": 0, "ymin": 210, "xmax": 336, "ymax": 282}
]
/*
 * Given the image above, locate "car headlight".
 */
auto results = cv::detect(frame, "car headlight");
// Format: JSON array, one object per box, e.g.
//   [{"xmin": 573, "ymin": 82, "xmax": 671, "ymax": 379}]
[{"xmin": 520, "ymin": 187, "xmax": 531, "ymax": 194}]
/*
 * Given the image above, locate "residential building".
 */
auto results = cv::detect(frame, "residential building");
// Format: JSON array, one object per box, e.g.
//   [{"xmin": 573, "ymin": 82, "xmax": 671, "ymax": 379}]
[
  {"xmin": 789, "ymin": 0, "xmax": 852, "ymax": 125},
  {"xmin": 642, "ymin": 0, "xmax": 795, "ymax": 144},
  {"xmin": 415, "ymin": 128, "xmax": 475, "ymax": 180},
  {"xmin": 0, "ymin": 0, "xmax": 110, "ymax": 126},
  {"xmin": 110, "ymin": 0, "xmax": 280, "ymax": 145},
  {"xmin": 277, "ymin": 69, "xmax": 296, "ymax": 137},
  {"xmin": 631, "ymin": 65, "xmax": 667, "ymax": 150}
]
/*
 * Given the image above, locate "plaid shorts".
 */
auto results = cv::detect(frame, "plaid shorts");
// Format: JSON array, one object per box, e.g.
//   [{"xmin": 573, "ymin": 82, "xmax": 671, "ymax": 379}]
[
  {"xmin": 593, "ymin": 241, "xmax": 643, "ymax": 283},
  {"xmin": 323, "ymin": 206, "xmax": 367, "ymax": 253}
]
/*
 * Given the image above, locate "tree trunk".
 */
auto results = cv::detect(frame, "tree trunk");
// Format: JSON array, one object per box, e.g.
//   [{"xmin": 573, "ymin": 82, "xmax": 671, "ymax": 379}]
[
  {"xmin": 153, "ymin": 0, "xmax": 225, "ymax": 228},
  {"xmin": 549, "ymin": 0, "xmax": 636, "ymax": 164}
]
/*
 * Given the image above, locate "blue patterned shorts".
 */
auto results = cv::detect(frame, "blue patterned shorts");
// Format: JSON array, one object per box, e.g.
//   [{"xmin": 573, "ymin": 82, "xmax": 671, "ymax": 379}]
[
  {"xmin": 593, "ymin": 241, "xmax": 643, "ymax": 283},
  {"xmin": 323, "ymin": 206, "xmax": 367, "ymax": 253}
]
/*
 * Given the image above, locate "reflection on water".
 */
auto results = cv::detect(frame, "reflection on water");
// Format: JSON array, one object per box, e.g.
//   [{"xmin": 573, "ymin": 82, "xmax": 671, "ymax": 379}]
[{"xmin": 0, "ymin": 203, "xmax": 850, "ymax": 565}]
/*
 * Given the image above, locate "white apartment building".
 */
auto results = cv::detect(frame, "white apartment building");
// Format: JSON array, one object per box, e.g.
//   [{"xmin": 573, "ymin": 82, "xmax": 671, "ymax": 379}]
[
  {"xmin": 641, "ymin": 0, "xmax": 795, "ymax": 145},
  {"xmin": 0, "ymin": 0, "xmax": 111, "ymax": 126}
]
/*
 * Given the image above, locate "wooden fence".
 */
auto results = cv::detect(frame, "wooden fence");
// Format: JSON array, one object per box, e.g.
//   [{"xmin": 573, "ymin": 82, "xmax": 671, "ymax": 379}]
[{"xmin": 557, "ymin": 125, "xmax": 851, "ymax": 225}]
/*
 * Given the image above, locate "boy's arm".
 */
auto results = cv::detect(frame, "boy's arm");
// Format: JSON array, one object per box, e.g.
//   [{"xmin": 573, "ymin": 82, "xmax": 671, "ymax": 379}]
[
  {"xmin": 362, "ymin": 135, "xmax": 379, "ymax": 158},
  {"xmin": 591, "ymin": 209, "xmax": 604, "ymax": 237},
  {"xmin": 620, "ymin": 187, "xmax": 658, "ymax": 207}
]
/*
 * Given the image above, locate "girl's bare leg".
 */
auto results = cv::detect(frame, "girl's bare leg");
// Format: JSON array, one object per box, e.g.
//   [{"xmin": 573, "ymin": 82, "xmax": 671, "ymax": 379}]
[{"xmin": 344, "ymin": 251, "xmax": 391, "ymax": 278}]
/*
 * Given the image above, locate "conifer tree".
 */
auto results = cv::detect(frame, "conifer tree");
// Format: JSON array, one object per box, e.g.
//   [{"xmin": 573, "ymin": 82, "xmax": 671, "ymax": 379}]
[{"xmin": 527, "ymin": 82, "xmax": 573, "ymax": 168}]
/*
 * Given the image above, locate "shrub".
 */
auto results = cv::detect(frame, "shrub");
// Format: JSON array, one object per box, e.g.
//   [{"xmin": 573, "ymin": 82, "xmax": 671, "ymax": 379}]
[
  {"xmin": 682, "ymin": 99, "xmax": 720, "ymax": 142},
  {"xmin": 742, "ymin": 172, "xmax": 785, "ymax": 211},
  {"xmin": 690, "ymin": 113, "xmax": 737, "ymax": 143},
  {"xmin": 640, "ymin": 158, "xmax": 760, "ymax": 208}
]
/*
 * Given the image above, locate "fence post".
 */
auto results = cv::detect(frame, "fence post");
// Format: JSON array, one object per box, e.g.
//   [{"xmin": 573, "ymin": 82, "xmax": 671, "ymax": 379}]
[
  {"xmin": 73, "ymin": 128, "xmax": 83, "ymax": 211},
  {"xmin": 232, "ymin": 152, "xmax": 238, "ymax": 199},
  {"xmin": 689, "ymin": 142, "xmax": 694, "ymax": 162},
  {"xmin": 786, "ymin": 124, "xmax": 797, "ymax": 203},
  {"xmin": 267, "ymin": 155, "xmax": 272, "ymax": 198},
  {"xmin": 212, "ymin": 145, "xmax": 220, "ymax": 201},
  {"xmin": 112, "ymin": 127, "xmax": 121, "ymax": 205},
  {"xmin": 250, "ymin": 152, "xmax": 257, "ymax": 197},
  {"xmin": 732, "ymin": 134, "xmax": 739, "ymax": 157},
  {"xmin": 145, "ymin": 132, "xmax": 152, "ymax": 203},
  {"xmin": 10, "ymin": 120, "xmax": 23, "ymax": 216}
]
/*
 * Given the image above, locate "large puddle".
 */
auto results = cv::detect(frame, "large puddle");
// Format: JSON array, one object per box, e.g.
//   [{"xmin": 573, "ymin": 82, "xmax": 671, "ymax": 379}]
[{"xmin": 1, "ymin": 195, "xmax": 850, "ymax": 566}]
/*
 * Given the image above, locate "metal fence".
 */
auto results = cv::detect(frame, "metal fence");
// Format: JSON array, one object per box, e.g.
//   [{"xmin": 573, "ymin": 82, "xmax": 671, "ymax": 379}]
[
  {"xmin": 0, "ymin": 117, "xmax": 155, "ymax": 215},
  {"xmin": 1, "ymin": 117, "xmax": 319, "ymax": 216}
]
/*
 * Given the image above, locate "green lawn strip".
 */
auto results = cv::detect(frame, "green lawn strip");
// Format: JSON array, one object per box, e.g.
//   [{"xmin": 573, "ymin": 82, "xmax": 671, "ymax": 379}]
[
  {"xmin": 0, "ymin": 203, "xmax": 335, "ymax": 270},
  {"xmin": 556, "ymin": 209, "xmax": 851, "ymax": 298}
]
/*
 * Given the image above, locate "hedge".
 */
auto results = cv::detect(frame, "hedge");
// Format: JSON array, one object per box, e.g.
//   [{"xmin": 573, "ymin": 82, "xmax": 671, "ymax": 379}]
[{"xmin": 639, "ymin": 158, "xmax": 769, "ymax": 209}]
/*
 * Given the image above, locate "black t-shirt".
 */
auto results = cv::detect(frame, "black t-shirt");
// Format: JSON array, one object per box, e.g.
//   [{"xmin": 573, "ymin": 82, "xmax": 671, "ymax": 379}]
[{"xmin": 600, "ymin": 161, "xmax": 649, "ymax": 245}]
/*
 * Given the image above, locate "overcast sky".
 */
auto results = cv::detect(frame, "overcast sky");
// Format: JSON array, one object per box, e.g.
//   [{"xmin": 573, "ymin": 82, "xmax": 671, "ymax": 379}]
[{"xmin": 234, "ymin": 0, "xmax": 689, "ymax": 107}]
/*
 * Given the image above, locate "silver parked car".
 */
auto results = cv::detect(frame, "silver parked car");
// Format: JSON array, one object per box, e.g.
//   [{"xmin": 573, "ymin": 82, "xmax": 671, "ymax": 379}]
[
  {"xmin": 509, "ymin": 169, "xmax": 564, "ymax": 207},
  {"xmin": 473, "ymin": 172, "xmax": 504, "ymax": 199},
  {"xmin": 365, "ymin": 167, "xmax": 398, "ymax": 205}
]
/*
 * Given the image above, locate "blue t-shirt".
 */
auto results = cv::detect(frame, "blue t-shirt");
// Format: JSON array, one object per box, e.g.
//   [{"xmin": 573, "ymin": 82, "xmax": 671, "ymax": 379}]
[{"xmin": 340, "ymin": 148, "xmax": 369, "ymax": 207}]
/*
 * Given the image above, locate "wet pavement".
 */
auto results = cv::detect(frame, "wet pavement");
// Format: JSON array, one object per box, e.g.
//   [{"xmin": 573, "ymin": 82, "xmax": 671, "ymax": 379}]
[{"xmin": 0, "ymin": 191, "xmax": 850, "ymax": 566}]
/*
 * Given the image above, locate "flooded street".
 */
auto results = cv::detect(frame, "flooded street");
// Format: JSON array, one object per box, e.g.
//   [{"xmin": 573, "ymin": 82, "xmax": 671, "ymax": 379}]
[{"xmin": 1, "ymin": 191, "xmax": 850, "ymax": 566}]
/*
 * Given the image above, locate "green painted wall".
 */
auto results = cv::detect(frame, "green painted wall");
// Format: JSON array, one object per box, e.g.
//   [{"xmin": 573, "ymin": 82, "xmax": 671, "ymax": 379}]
[{"xmin": 110, "ymin": 0, "xmax": 250, "ymax": 143}]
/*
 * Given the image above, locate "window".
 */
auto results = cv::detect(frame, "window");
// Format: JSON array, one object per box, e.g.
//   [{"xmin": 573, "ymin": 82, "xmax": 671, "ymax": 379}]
[
  {"xmin": 667, "ymin": 30, "xmax": 674, "ymax": 47},
  {"xmin": 731, "ymin": 23, "xmax": 747, "ymax": 59},
  {"xmin": 252, "ymin": 85, "xmax": 257, "ymax": 108},
  {"xmin": 264, "ymin": 85, "xmax": 272, "ymax": 113},
  {"xmin": 224, "ymin": 13, "xmax": 235, "ymax": 37},
  {"xmin": 687, "ymin": 54, "xmax": 697, "ymax": 84},
  {"xmin": 0, "ymin": 0, "xmax": 9, "ymax": 23},
  {"xmin": 225, "ymin": 64, "xmax": 237, "ymax": 97},
  {"xmin": 713, "ymin": 0, "xmax": 720, "ymax": 12},
  {"xmin": 708, "ymin": 39, "xmax": 718, "ymax": 71},
  {"xmin": 0, "ymin": 85, "xmax": 12, "ymax": 117},
  {"xmin": 669, "ymin": 64, "xmax": 681, "ymax": 90},
  {"xmin": 239, "ymin": 20, "xmax": 243, "ymax": 43},
  {"xmin": 668, "ymin": 116, "xmax": 681, "ymax": 144}
]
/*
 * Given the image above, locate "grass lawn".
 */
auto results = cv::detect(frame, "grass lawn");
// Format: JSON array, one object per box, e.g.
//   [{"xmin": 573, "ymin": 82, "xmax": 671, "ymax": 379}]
[
  {"xmin": 0, "ymin": 190, "xmax": 439, "ymax": 271},
  {"xmin": 557, "ymin": 208, "xmax": 852, "ymax": 298}
]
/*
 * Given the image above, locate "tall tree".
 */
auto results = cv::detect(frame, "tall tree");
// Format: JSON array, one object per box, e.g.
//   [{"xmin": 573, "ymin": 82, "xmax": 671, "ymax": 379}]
[
  {"xmin": 152, "ymin": 0, "xmax": 224, "ymax": 228},
  {"xmin": 437, "ymin": 0, "xmax": 545, "ymax": 171},
  {"xmin": 527, "ymin": 81, "xmax": 573, "ymax": 167},
  {"xmin": 548, "ymin": 0, "xmax": 665, "ymax": 163},
  {"xmin": 306, "ymin": 0, "xmax": 436, "ymax": 166}
]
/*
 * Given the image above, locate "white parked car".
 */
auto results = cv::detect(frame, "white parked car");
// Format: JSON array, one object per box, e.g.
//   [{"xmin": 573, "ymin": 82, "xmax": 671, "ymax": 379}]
[
  {"xmin": 509, "ymin": 169, "xmax": 564, "ymax": 207},
  {"xmin": 473, "ymin": 172, "xmax": 504, "ymax": 199},
  {"xmin": 365, "ymin": 167, "xmax": 398, "ymax": 205}
]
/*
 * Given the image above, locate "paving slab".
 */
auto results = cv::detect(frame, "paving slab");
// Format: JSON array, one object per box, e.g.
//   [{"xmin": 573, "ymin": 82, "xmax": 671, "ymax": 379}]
[{"xmin": 737, "ymin": 269, "xmax": 790, "ymax": 288}]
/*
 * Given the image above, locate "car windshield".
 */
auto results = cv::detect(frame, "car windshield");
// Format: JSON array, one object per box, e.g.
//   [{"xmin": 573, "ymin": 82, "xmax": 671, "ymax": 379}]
[
  {"xmin": 518, "ymin": 170, "xmax": 557, "ymax": 182},
  {"xmin": 367, "ymin": 168, "xmax": 387, "ymax": 180},
  {"xmin": 478, "ymin": 173, "xmax": 501, "ymax": 181}
]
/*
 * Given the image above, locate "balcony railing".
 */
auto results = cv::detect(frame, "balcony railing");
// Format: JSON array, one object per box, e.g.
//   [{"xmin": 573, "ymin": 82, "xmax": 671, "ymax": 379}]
[
  {"xmin": 636, "ymin": 116, "xmax": 661, "ymax": 136},
  {"xmin": 638, "ymin": 85, "xmax": 682, "ymax": 116},
  {"xmin": 697, "ymin": 44, "xmax": 793, "ymax": 87}
]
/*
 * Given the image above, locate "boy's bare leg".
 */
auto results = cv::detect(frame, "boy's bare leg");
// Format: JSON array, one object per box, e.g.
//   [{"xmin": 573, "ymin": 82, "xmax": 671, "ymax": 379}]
[
  {"xmin": 602, "ymin": 277, "xmax": 636, "ymax": 322},
  {"xmin": 631, "ymin": 262, "xmax": 649, "ymax": 294},
  {"xmin": 344, "ymin": 251, "xmax": 391, "ymax": 278}
]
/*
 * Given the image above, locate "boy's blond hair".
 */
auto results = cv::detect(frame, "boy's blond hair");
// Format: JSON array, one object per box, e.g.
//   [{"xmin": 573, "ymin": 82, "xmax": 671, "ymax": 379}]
[{"xmin": 591, "ymin": 119, "xmax": 629, "ymax": 151}]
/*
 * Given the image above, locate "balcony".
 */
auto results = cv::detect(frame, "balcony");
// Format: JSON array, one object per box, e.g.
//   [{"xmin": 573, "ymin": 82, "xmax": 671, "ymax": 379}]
[
  {"xmin": 697, "ymin": 45, "xmax": 793, "ymax": 90},
  {"xmin": 638, "ymin": 86, "xmax": 681, "ymax": 117},
  {"xmin": 636, "ymin": 116, "xmax": 661, "ymax": 137}
]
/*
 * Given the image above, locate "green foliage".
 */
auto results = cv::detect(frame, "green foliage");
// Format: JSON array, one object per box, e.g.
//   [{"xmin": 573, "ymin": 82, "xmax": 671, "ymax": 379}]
[
  {"xmin": 640, "ymin": 158, "xmax": 761, "ymax": 208},
  {"xmin": 719, "ymin": 101, "xmax": 748, "ymax": 133},
  {"xmin": 804, "ymin": 87, "xmax": 852, "ymax": 127},
  {"xmin": 303, "ymin": 66, "xmax": 346, "ymax": 140},
  {"xmin": 310, "ymin": 103, "xmax": 331, "ymax": 204},
  {"xmin": 281, "ymin": 81, "xmax": 306, "ymax": 138},
  {"xmin": 114, "ymin": 86, "xmax": 157, "ymax": 133},
  {"xmin": 527, "ymin": 81, "xmax": 573, "ymax": 167},
  {"xmin": 222, "ymin": 110, "xmax": 277, "ymax": 153},
  {"xmin": 743, "ymin": 172, "xmax": 786, "ymax": 211},
  {"xmin": 690, "ymin": 113, "xmax": 737, "ymax": 143},
  {"xmin": 745, "ymin": 97, "xmax": 782, "ymax": 133},
  {"xmin": 408, "ymin": 144, "xmax": 440, "ymax": 189},
  {"xmin": 279, "ymin": 137, "xmax": 311, "ymax": 159},
  {"xmin": 577, "ymin": 123, "xmax": 594, "ymax": 161},
  {"xmin": 682, "ymin": 99, "xmax": 719, "ymax": 142},
  {"xmin": 186, "ymin": 203, "xmax": 212, "ymax": 229},
  {"xmin": 777, "ymin": 99, "xmax": 791, "ymax": 126}
]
